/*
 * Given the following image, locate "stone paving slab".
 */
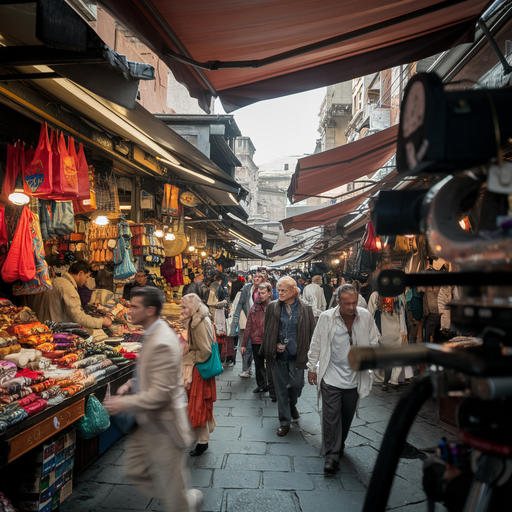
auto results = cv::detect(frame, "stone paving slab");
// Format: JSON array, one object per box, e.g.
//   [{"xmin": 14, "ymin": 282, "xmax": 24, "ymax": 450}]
[
  {"xmin": 213, "ymin": 469, "xmax": 260, "ymax": 489},
  {"xmin": 225, "ymin": 453, "xmax": 291, "ymax": 472},
  {"xmin": 209, "ymin": 439, "xmax": 267, "ymax": 455},
  {"xmin": 225, "ymin": 489, "xmax": 298, "ymax": 512},
  {"xmin": 99, "ymin": 484, "xmax": 152, "ymax": 510},
  {"xmin": 262, "ymin": 471, "xmax": 315, "ymax": 490},
  {"xmin": 296, "ymin": 490, "xmax": 366, "ymax": 512}
]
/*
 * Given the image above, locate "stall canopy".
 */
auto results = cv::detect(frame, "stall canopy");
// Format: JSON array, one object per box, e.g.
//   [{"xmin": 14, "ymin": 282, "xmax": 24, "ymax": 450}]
[
  {"xmin": 281, "ymin": 173, "xmax": 397, "ymax": 233},
  {"xmin": 267, "ymin": 252, "xmax": 307, "ymax": 268},
  {"xmin": 97, "ymin": 0, "xmax": 493, "ymax": 112},
  {"xmin": 288, "ymin": 125, "xmax": 399, "ymax": 204}
]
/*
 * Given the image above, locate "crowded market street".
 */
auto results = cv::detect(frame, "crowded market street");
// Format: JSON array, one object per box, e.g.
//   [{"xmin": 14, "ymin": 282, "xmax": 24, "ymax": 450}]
[{"xmin": 62, "ymin": 360, "xmax": 447, "ymax": 512}]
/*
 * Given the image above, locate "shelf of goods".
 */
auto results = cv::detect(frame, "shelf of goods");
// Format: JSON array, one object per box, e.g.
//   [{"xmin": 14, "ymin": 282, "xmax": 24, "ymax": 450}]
[{"xmin": 0, "ymin": 298, "xmax": 142, "ymax": 469}]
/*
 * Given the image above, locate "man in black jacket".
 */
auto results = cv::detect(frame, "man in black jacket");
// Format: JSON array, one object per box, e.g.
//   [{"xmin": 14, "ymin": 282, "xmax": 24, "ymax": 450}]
[{"xmin": 261, "ymin": 276, "xmax": 316, "ymax": 437}]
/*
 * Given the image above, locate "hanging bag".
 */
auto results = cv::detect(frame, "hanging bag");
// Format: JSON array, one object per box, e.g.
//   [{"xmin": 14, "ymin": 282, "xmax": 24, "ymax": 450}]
[
  {"xmin": 52, "ymin": 201, "xmax": 75, "ymax": 237},
  {"xmin": 114, "ymin": 238, "xmax": 137, "ymax": 280},
  {"xmin": 49, "ymin": 132, "xmax": 78, "ymax": 200},
  {"xmin": 363, "ymin": 221, "xmax": 380, "ymax": 253},
  {"xmin": 12, "ymin": 211, "xmax": 52, "ymax": 296},
  {"xmin": 196, "ymin": 321, "xmax": 223, "ymax": 380},
  {"xmin": 23, "ymin": 122, "xmax": 53, "ymax": 197},
  {"xmin": 76, "ymin": 394, "xmax": 111, "ymax": 439},
  {"xmin": 1, "ymin": 207, "xmax": 36, "ymax": 283}
]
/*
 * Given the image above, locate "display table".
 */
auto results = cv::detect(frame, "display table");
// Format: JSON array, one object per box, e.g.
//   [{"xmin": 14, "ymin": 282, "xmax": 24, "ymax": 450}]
[{"xmin": 0, "ymin": 363, "xmax": 134, "ymax": 469}]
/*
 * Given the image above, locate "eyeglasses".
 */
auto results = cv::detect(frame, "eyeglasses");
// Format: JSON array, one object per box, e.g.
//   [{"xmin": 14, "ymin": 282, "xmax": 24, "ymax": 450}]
[{"xmin": 348, "ymin": 330, "xmax": 353, "ymax": 346}]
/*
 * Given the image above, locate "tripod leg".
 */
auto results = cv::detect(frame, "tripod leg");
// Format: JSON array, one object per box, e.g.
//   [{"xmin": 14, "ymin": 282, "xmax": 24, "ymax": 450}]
[{"xmin": 462, "ymin": 454, "xmax": 506, "ymax": 512}]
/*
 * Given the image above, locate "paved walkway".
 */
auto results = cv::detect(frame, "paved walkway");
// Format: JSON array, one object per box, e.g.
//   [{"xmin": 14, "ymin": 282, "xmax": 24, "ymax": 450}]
[{"xmin": 62, "ymin": 359, "xmax": 449, "ymax": 512}]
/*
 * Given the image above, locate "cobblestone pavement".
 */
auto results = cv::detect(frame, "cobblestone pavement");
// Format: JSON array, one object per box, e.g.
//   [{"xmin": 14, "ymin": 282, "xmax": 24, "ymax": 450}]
[{"xmin": 62, "ymin": 359, "xmax": 449, "ymax": 512}]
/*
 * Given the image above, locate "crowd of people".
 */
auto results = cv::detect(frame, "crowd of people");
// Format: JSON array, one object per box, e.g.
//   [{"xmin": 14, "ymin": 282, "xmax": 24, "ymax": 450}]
[{"xmin": 106, "ymin": 266, "xmax": 450, "ymax": 512}]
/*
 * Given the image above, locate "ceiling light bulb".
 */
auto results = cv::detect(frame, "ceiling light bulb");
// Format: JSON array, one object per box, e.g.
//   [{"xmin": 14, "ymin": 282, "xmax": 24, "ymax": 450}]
[
  {"xmin": 334, "ymin": 259, "xmax": 340, "ymax": 264},
  {"xmin": 9, "ymin": 189, "xmax": 30, "ymax": 205},
  {"xmin": 165, "ymin": 233, "xmax": 175, "ymax": 240},
  {"xmin": 189, "ymin": 246, "xmax": 195, "ymax": 252},
  {"xmin": 201, "ymin": 251, "xmax": 206, "ymax": 257},
  {"xmin": 155, "ymin": 229, "xmax": 164, "ymax": 237},
  {"xmin": 94, "ymin": 215, "xmax": 109, "ymax": 226}
]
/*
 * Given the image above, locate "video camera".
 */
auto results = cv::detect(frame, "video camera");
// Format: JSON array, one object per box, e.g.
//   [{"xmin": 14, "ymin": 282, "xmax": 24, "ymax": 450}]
[{"xmin": 353, "ymin": 73, "xmax": 512, "ymax": 512}]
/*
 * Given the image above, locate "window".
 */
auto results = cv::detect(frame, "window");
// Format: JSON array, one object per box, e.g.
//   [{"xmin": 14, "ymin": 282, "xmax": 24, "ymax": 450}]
[{"xmin": 284, "ymin": 164, "xmax": 289, "ymax": 170}]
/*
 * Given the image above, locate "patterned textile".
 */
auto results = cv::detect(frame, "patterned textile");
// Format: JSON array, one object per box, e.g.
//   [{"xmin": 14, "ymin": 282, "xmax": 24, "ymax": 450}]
[
  {"xmin": 0, "ymin": 361, "xmax": 17, "ymax": 385},
  {"xmin": 70, "ymin": 354, "xmax": 107, "ymax": 369},
  {"xmin": 22, "ymin": 398, "xmax": 48, "ymax": 416}
]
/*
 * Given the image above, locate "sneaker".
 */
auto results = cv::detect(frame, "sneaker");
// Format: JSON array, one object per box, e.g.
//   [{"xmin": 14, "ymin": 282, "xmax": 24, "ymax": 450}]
[
  {"xmin": 238, "ymin": 370, "xmax": 252, "ymax": 378},
  {"xmin": 226, "ymin": 361, "xmax": 235, "ymax": 367}
]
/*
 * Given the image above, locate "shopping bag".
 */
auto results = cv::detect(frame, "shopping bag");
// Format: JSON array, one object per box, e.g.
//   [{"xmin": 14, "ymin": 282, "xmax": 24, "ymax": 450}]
[
  {"xmin": 1, "ymin": 143, "xmax": 22, "ymax": 203},
  {"xmin": 76, "ymin": 395, "xmax": 111, "ymax": 439},
  {"xmin": 53, "ymin": 201, "xmax": 75, "ymax": 237},
  {"xmin": 1, "ymin": 207, "xmax": 36, "ymax": 283},
  {"xmin": 113, "ymin": 239, "xmax": 137, "ymax": 280},
  {"xmin": 12, "ymin": 211, "xmax": 52, "ymax": 296},
  {"xmin": 49, "ymin": 131, "xmax": 78, "ymax": 200},
  {"xmin": 23, "ymin": 122, "xmax": 53, "ymax": 197},
  {"xmin": 363, "ymin": 221, "xmax": 380, "ymax": 253}
]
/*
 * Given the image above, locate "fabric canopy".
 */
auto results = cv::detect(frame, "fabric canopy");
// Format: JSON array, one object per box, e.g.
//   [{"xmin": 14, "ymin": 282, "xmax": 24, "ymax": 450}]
[
  {"xmin": 288, "ymin": 125, "xmax": 399, "ymax": 203},
  {"xmin": 281, "ymin": 173, "xmax": 397, "ymax": 232},
  {"xmin": 97, "ymin": 0, "xmax": 492, "ymax": 111}
]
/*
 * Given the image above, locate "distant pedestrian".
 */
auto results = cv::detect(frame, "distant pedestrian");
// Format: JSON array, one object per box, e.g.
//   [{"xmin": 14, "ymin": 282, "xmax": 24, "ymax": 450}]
[
  {"xmin": 321, "ymin": 276, "xmax": 335, "ymax": 310},
  {"xmin": 261, "ymin": 276, "xmax": 316, "ymax": 437},
  {"xmin": 241, "ymin": 283, "xmax": 272, "ymax": 394},
  {"xmin": 229, "ymin": 271, "xmax": 267, "ymax": 378},
  {"xmin": 104, "ymin": 287, "xmax": 202, "ymax": 511},
  {"xmin": 303, "ymin": 275, "xmax": 327, "ymax": 317},
  {"xmin": 307, "ymin": 284, "xmax": 379, "ymax": 474},
  {"xmin": 181, "ymin": 293, "xmax": 217, "ymax": 457}
]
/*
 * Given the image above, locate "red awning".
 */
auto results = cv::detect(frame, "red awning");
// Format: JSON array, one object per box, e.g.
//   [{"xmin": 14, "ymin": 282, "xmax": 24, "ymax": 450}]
[
  {"xmin": 288, "ymin": 125, "xmax": 399, "ymax": 204},
  {"xmin": 281, "ymin": 173, "xmax": 397, "ymax": 232},
  {"xmin": 96, "ymin": 0, "xmax": 492, "ymax": 112}
]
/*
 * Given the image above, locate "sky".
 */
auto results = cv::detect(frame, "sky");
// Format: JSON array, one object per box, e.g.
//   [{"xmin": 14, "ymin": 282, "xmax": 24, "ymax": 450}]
[{"xmin": 215, "ymin": 87, "xmax": 326, "ymax": 166}]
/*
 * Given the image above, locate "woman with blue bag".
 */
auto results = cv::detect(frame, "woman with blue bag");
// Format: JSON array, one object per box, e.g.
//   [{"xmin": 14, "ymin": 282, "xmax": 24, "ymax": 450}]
[{"xmin": 181, "ymin": 293, "xmax": 221, "ymax": 457}]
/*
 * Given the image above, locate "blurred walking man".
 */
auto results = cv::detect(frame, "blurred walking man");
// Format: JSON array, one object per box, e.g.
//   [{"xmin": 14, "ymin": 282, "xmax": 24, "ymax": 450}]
[
  {"xmin": 105, "ymin": 287, "xmax": 201, "ymax": 511},
  {"xmin": 307, "ymin": 284, "xmax": 379, "ymax": 474}
]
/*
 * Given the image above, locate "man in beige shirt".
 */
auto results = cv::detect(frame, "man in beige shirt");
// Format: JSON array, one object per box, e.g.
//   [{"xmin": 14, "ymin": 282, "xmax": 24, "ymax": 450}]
[{"xmin": 46, "ymin": 261, "xmax": 111, "ymax": 330}]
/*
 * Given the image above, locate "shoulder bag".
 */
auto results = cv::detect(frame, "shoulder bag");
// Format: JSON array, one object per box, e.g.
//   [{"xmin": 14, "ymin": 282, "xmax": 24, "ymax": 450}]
[{"xmin": 196, "ymin": 320, "xmax": 223, "ymax": 380}]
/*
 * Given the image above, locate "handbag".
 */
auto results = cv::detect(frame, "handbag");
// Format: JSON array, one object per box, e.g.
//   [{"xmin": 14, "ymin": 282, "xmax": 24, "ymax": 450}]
[
  {"xmin": 76, "ymin": 394, "xmax": 111, "ymax": 439},
  {"xmin": 49, "ymin": 131, "xmax": 78, "ymax": 200},
  {"xmin": 196, "ymin": 341, "xmax": 223, "ymax": 380},
  {"xmin": 23, "ymin": 122, "xmax": 53, "ymax": 197},
  {"xmin": 196, "ymin": 321, "xmax": 223, "ymax": 380},
  {"xmin": 114, "ymin": 238, "xmax": 137, "ymax": 280}
]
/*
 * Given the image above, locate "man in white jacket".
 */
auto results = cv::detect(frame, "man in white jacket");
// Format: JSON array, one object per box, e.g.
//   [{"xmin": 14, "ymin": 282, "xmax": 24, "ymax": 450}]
[
  {"xmin": 303, "ymin": 275, "xmax": 327, "ymax": 317},
  {"xmin": 307, "ymin": 283, "xmax": 379, "ymax": 474}
]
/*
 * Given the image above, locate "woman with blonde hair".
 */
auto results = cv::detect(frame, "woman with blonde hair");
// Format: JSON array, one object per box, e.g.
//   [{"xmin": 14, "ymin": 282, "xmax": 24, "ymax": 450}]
[{"xmin": 181, "ymin": 293, "xmax": 217, "ymax": 456}]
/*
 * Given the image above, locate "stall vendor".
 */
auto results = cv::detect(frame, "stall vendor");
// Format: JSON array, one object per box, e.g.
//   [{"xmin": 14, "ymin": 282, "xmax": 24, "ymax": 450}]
[
  {"xmin": 122, "ymin": 269, "xmax": 156, "ymax": 300},
  {"xmin": 46, "ymin": 261, "xmax": 112, "ymax": 329}
]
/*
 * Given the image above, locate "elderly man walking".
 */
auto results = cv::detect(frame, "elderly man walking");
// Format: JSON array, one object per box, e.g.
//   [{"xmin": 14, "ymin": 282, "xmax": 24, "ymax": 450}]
[
  {"xmin": 307, "ymin": 283, "xmax": 379, "ymax": 474},
  {"xmin": 261, "ymin": 276, "xmax": 316, "ymax": 436}
]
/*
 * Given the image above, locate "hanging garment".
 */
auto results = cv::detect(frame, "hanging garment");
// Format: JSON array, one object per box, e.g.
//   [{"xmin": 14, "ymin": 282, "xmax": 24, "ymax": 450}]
[
  {"xmin": 23, "ymin": 122, "xmax": 53, "ymax": 197},
  {"xmin": 1, "ymin": 207, "xmax": 36, "ymax": 283},
  {"xmin": 12, "ymin": 210, "xmax": 52, "ymax": 296},
  {"xmin": 162, "ymin": 184, "xmax": 180, "ymax": 216}
]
